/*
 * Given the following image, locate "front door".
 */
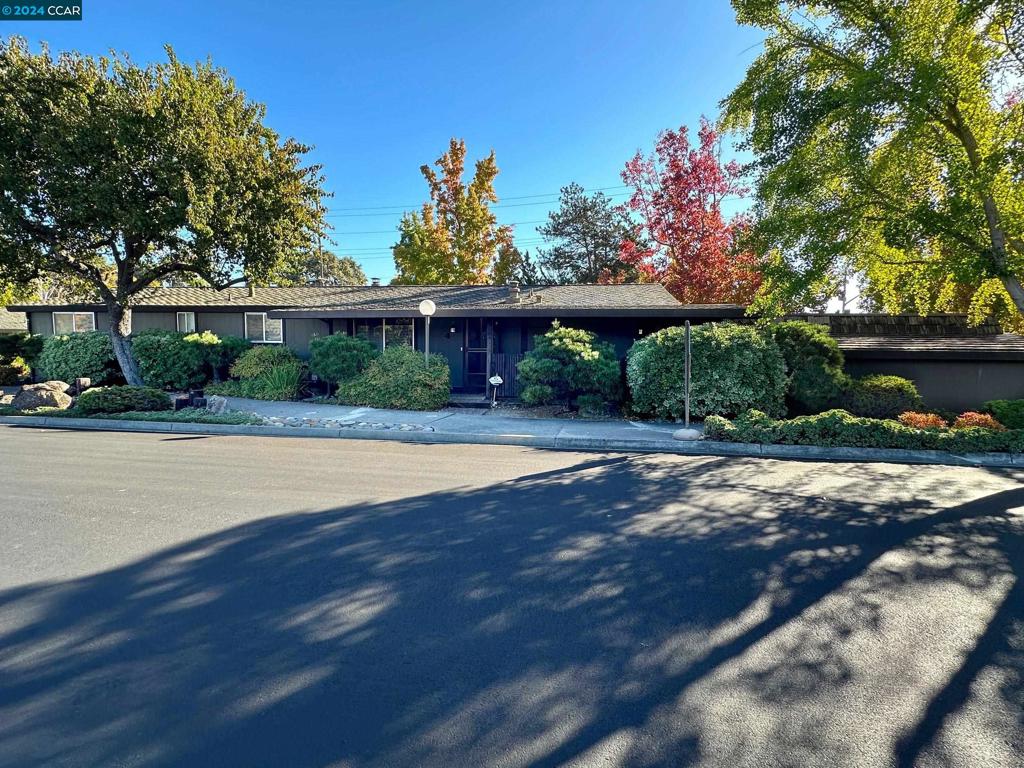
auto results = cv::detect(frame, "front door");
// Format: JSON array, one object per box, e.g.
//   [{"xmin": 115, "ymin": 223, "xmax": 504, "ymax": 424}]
[{"xmin": 464, "ymin": 318, "xmax": 488, "ymax": 392}]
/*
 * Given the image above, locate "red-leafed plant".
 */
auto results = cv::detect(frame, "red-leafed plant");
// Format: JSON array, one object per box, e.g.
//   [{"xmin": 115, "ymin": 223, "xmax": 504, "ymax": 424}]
[
  {"xmin": 617, "ymin": 117, "xmax": 761, "ymax": 304},
  {"xmin": 897, "ymin": 412, "xmax": 949, "ymax": 430},
  {"xmin": 952, "ymin": 412, "xmax": 1006, "ymax": 431}
]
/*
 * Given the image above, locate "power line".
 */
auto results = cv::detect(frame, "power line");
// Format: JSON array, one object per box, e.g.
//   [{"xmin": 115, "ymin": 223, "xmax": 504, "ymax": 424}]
[
  {"xmin": 325, "ymin": 191, "xmax": 630, "ymax": 218},
  {"xmin": 327, "ymin": 219, "xmax": 549, "ymax": 235},
  {"xmin": 325, "ymin": 184, "xmax": 630, "ymax": 213}
]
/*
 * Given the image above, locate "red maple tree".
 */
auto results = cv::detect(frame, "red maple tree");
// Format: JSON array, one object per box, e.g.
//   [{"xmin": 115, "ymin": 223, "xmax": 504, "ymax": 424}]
[{"xmin": 616, "ymin": 118, "xmax": 761, "ymax": 304}]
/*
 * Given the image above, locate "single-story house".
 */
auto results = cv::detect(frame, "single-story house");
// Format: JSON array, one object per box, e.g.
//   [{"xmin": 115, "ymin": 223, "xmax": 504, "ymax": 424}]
[{"xmin": 10, "ymin": 284, "xmax": 1024, "ymax": 409}]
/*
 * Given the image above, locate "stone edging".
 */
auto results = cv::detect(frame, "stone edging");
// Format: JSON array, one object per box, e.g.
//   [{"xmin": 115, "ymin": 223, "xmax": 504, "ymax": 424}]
[{"xmin": 2, "ymin": 415, "xmax": 1023, "ymax": 468}]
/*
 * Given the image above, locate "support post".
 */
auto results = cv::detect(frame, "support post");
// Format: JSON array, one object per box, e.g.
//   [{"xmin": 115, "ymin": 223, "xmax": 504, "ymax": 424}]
[
  {"xmin": 424, "ymin": 316, "xmax": 430, "ymax": 364},
  {"xmin": 684, "ymin": 320, "xmax": 691, "ymax": 428}
]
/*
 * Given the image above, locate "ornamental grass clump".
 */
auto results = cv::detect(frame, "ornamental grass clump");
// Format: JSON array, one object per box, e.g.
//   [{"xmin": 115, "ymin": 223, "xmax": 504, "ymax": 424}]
[{"xmin": 337, "ymin": 345, "xmax": 450, "ymax": 411}]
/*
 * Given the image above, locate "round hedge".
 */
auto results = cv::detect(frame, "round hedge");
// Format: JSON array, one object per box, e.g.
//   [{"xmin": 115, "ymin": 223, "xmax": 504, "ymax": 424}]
[
  {"xmin": 229, "ymin": 345, "xmax": 300, "ymax": 380},
  {"xmin": 37, "ymin": 331, "xmax": 121, "ymax": 385},
  {"xmin": 337, "ymin": 345, "xmax": 450, "ymax": 411},
  {"xmin": 132, "ymin": 329, "xmax": 220, "ymax": 390},
  {"xmin": 627, "ymin": 322, "xmax": 787, "ymax": 420},
  {"xmin": 770, "ymin": 320, "xmax": 848, "ymax": 414}
]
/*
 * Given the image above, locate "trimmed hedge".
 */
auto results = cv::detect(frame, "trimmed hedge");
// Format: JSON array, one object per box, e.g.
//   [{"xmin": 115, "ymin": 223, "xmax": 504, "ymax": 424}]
[
  {"xmin": 309, "ymin": 334, "xmax": 379, "ymax": 385},
  {"xmin": 230, "ymin": 345, "xmax": 300, "ymax": 380},
  {"xmin": 704, "ymin": 409, "xmax": 1024, "ymax": 453},
  {"xmin": 984, "ymin": 400, "xmax": 1024, "ymax": 430},
  {"xmin": 132, "ymin": 329, "xmax": 221, "ymax": 390},
  {"xmin": 516, "ymin": 322, "xmax": 621, "ymax": 407},
  {"xmin": 770, "ymin": 321, "xmax": 848, "ymax": 414},
  {"xmin": 627, "ymin": 322, "xmax": 787, "ymax": 419},
  {"xmin": 840, "ymin": 374, "xmax": 922, "ymax": 419},
  {"xmin": 76, "ymin": 385, "xmax": 172, "ymax": 415},
  {"xmin": 337, "ymin": 345, "xmax": 450, "ymax": 410},
  {"xmin": 37, "ymin": 331, "xmax": 121, "ymax": 385}
]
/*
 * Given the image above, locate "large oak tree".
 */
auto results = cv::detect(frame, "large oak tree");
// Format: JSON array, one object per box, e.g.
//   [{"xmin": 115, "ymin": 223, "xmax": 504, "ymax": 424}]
[
  {"xmin": 0, "ymin": 38, "xmax": 327, "ymax": 383},
  {"xmin": 723, "ymin": 0, "xmax": 1024, "ymax": 325}
]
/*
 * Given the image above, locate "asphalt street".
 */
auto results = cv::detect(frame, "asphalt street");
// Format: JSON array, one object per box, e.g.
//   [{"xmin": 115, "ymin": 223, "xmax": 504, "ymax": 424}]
[{"xmin": 1, "ymin": 424, "xmax": 1023, "ymax": 768}]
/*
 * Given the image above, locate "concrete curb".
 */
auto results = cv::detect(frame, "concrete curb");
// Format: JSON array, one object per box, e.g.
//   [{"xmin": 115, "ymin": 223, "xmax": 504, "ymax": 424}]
[{"xmin": 2, "ymin": 415, "xmax": 1023, "ymax": 468}]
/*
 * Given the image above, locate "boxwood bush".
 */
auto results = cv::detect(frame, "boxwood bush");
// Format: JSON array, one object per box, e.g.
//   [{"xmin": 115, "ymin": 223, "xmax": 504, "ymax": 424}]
[
  {"xmin": 627, "ymin": 322, "xmax": 787, "ymax": 419},
  {"xmin": 337, "ymin": 345, "xmax": 450, "ymax": 410},
  {"xmin": 704, "ymin": 409, "xmax": 1024, "ymax": 453},
  {"xmin": 76, "ymin": 385, "xmax": 172, "ymax": 415},
  {"xmin": 839, "ymin": 374, "xmax": 922, "ymax": 419},
  {"xmin": 517, "ymin": 322, "xmax": 621, "ymax": 407},
  {"xmin": 984, "ymin": 399, "xmax": 1024, "ymax": 429},
  {"xmin": 309, "ymin": 334, "xmax": 379, "ymax": 385},
  {"xmin": 132, "ymin": 329, "xmax": 221, "ymax": 390},
  {"xmin": 37, "ymin": 331, "xmax": 121, "ymax": 385},
  {"xmin": 770, "ymin": 321, "xmax": 849, "ymax": 414}
]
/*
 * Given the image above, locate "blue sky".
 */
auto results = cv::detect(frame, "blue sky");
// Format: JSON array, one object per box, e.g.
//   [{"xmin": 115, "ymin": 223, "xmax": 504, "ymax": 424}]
[{"xmin": 5, "ymin": 0, "xmax": 763, "ymax": 281}]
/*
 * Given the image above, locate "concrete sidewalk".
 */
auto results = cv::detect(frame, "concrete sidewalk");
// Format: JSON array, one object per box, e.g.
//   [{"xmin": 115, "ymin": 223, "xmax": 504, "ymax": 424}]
[{"xmin": 222, "ymin": 396, "xmax": 685, "ymax": 448}]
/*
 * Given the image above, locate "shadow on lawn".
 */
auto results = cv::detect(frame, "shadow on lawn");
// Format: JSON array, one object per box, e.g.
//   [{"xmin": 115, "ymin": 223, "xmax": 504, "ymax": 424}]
[{"xmin": 1, "ymin": 455, "xmax": 1023, "ymax": 767}]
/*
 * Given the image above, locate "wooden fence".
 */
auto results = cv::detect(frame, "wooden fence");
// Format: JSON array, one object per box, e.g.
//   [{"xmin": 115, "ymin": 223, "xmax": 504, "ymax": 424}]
[{"xmin": 490, "ymin": 352, "xmax": 525, "ymax": 398}]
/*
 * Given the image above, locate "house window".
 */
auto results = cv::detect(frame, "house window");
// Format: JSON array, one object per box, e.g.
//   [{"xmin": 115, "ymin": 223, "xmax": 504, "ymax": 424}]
[
  {"xmin": 52, "ymin": 312, "xmax": 95, "ymax": 335},
  {"xmin": 176, "ymin": 311, "xmax": 196, "ymax": 333},
  {"xmin": 244, "ymin": 312, "xmax": 283, "ymax": 344}
]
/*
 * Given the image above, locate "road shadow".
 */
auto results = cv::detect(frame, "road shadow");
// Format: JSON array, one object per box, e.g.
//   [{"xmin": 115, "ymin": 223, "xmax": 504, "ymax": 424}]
[{"xmin": 1, "ymin": 456, "xmax": 1023, "ymax": 767}]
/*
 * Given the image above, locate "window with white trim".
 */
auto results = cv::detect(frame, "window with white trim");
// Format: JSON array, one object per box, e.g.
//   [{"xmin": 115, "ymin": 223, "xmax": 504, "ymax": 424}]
[
  {"xmin": 52, "ymin": 312, "xmax": 95, "ymax": 335},
  {"xmin": 176, "ymin": 311, "xmax": 196, "ymax": 333},
  {"xmin": 244, "ymin": 312, "xmax": 283, "ymax": 344}
]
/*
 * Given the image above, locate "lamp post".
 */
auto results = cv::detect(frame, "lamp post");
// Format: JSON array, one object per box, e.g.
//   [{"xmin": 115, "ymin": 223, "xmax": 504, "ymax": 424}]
[{"xmin": 418, "ymin": 299, "xmax": 436, "ymax": 365}]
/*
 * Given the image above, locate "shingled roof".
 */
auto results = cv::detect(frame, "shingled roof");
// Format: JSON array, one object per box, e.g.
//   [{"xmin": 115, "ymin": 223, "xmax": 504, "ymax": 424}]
[
  {"xmin": 0, "ymin": 308, "xmax": 27, "ymax": 333},
  {"xmin": 9, "ymin": 284, "xmax": 746, "ymax": 319}
]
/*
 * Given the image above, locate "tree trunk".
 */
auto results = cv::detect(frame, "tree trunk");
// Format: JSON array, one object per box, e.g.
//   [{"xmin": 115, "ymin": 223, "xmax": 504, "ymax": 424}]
[
  {"xmin": 981, "ymin": 196, "xmax": 1024, "ymax": 316},
  {"xmin": 107, "ymin": 303, "xmax": 143, "ymax": 385}
]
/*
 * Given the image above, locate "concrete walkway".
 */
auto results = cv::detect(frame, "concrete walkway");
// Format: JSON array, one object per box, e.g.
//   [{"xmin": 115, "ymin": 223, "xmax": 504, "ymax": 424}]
[{"xmin": 222, "ymin": 396, "xmax": 685, "ymax": 447}]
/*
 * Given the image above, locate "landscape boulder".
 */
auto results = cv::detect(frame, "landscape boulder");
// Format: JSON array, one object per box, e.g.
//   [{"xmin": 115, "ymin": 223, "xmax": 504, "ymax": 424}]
[{"xmin": 10, "ymin": 381, "xmax": 73, "ymax": 411}]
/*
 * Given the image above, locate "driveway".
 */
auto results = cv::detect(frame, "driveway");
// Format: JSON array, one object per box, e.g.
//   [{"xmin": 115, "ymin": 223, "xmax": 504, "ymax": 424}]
[{"xmin": 1, "ymin": 425, "xmax": 1023, "ymax": 767}]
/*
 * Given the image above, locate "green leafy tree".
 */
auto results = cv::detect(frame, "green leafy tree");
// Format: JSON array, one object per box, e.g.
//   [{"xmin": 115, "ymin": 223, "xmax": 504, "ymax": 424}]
[
  {"xmin": 271, "ymin": 250, "xmax": 367, "ymax": 286},
  {"xmin": 537, "ymin": 183, "xmax": 634, "ymax": 283},
  {"xmin": 0, "ymin": 39, "xmax": 327, "ymax": 384},
  {"xmin": 723, "ymin": 0, "xmax": 1024, "ymax": 328},
  {"xmin": 392, "ymin": 139, "xmax": 513, "ymax": 284}
]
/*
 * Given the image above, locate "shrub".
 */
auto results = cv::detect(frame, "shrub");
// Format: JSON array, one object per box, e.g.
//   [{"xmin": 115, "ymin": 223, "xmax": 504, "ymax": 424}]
[
  {"xmin": 76, "ymin": 385, "xmax": 172, "ymax": 414},
  {"xmin": 627, "ymin": 322, "xmax": 787, "ymax": 420},
  {"xmin": 952, "ymin": 411, "xmax": 1005, "ymax": 431},
  {"xmin": 704, "ymin": 408, "xmax": 1024, "ymax": 453},
  {"xmin": 240, "ymin": 363, "xmax": 306, "ymax": 401},
  {"xmin": 213, "ymin": 336, "xmax": 251, "ymax": 377},
  {"xmin": 205, "ymin": 380, "xmax": 244, "ymax": 397},
  {"xmin": 132, "ymin": 329, "xmax": 220, "ymax": 390},
  {"xmin": 0, "ymin": 355, "xmax": 30, "ymax": 384},
  {"xmin": 516, "ymin": 322, "xmax": 621, "ymax": 407},
  {"xmin": 839, "ymin": 374, "xmax": 922, "ymax": 419},
  {"xmin": 770, "ymin": 321, "xmax": 848, "ymax": 414},
  {"xmin": 898, "ymin": 412, "xmax": 949, "ymax": 430},
  {"xmin": 0, "ymin": 333, "xmax": 43, "ymax": 367},
  {"xmin": 309, "ymin": 334, "xmax": 379, "ymax": 385},
  {"xmin": 337, "ymin": 345, "xmax": 450, "ymax": 411},
  {"xmin": 520, "ymin": 383, "xmax": 555, "ymax": 406},
  {"xmin": 984, "ymin": 400, "xmax": 1024, "ymax": 429},
  {"xmin": 229, "ymin": 345, "xmax": 300, "ymax": 380},
  {"xmin": 575, "ymin": 393, "xmax": 608, "ymax": 417},
  {"xmin": 37, "ymin": 331, "xmax": 120, "ymax": 384}
]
